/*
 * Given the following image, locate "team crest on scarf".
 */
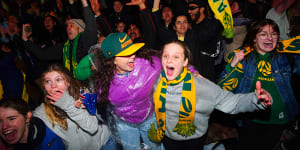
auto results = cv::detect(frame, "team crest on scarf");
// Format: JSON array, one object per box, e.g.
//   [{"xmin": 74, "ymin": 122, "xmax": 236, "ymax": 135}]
[{"xmin": 208, "ymin": 0, "xmax": 233, "ymax": 38}]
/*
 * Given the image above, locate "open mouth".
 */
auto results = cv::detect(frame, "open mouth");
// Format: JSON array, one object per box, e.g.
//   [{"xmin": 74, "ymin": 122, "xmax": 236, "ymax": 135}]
[
  {"xmin": 263, "ymin": 41, "xmax": 274, "ymax": 48},
  {"xmin": 128, "ymin": 62, "xmax": 134, "ymax": 68},
  {"xmin": 166, "ymin": 66, "xmax": 175, "ymax": 76},
  {"xmin": 3, "ymin": 130, "xmax": 17, "ymax": 143}
]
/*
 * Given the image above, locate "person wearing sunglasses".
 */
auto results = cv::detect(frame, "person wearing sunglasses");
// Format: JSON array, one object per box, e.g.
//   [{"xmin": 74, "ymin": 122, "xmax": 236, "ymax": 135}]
[{"xmin": 187, "ymin": 0, "xmax": 224, "ymax": 83}]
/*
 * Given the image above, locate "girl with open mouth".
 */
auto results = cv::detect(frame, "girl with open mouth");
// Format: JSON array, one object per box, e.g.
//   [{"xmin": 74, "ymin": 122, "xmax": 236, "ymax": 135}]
[{"xmin": 149, "ymin": 40, "xmax": 272, "ymax": 150}]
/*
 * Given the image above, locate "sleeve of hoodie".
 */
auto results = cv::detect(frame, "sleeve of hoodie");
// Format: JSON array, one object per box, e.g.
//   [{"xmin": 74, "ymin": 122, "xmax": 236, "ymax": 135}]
[
  {"xmin": 54, "ymin": 92, "xmax": 98, "ymax": 134},
  {"xmin": 76, "ymin": 5, "xmax": 98, "ymax": 63},
  {"xmin": 140, "ymin": 8, "xmax": 157, "ymax": 49}
]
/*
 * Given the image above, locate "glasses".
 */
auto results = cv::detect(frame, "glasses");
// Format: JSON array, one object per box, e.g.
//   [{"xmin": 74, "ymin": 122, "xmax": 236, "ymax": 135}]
[
  {"xmin": 188, "ymin": 6, "xmax": 199, "ymax": 10},
  {"xmin": 258, "ymin": 32, "xmax": 278, "ymax": 40}
]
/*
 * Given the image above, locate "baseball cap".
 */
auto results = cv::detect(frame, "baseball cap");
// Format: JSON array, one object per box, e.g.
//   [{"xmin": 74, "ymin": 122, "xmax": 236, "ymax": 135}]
[{"xmin": 101, "ymin": 32, "xmax": 145, "ymax": 58}]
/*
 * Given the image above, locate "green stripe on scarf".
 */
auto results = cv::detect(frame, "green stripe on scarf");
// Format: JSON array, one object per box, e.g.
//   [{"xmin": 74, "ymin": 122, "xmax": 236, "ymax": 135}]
[
  {"xmin": 148, "ymin": 67, "xmax": 196, "ymax": 142},
  {"xmin": 63, "ymin": 33, "xmax": 82, "ymax": 76}
]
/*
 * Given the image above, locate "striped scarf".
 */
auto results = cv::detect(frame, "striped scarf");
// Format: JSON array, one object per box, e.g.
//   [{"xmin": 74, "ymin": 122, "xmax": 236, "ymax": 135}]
[
  {"xmin": 148, "ymin": 67, "xmax": 196, "ymax": 142},
  {"xmin": 63, "ymin": 33, "xmax": 82, "ymax": 76},
  {"xmin": 208, "ymin": 0, "xmax": 233, "ymax": 39}
]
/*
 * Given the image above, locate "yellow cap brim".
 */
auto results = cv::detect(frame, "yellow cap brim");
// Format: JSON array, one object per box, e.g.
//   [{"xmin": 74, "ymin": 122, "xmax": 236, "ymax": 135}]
[{"xmin": 115, "ymin": 43, "xmax": 145, "ymax": 57}]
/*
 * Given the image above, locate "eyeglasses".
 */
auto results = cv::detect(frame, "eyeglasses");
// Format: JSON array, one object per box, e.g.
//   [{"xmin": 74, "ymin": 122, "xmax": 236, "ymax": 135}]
[
  {"xmin": 258, "ymin": 32, "xmax": 278, "ymax": 40},
  {"xmin": 188, "ymin": 6, "xmax": 199, "ymax": 10}
]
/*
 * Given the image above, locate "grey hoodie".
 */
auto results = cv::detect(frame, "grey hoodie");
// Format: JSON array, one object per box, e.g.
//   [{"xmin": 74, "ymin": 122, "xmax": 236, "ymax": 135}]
[
  {"xmin": 33, "ymin": 92, "xmax": 110, "ymax": 150},
  {"xmin": 155, "ymin": 74, "xmax": 270, "ymax": 141}
]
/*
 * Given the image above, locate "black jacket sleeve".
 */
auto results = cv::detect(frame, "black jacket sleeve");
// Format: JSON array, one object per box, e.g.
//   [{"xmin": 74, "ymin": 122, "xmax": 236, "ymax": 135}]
[
  {"xmin": 139, "ymin": 8, "xmax": 157, "ymax": 49},
  {"xmin": 95, "ymin": 14, "xmax": 114, "ymax": 36},
  {"xmin": 76, "ymin": 5, "xmax": 98, "ymax": 62}
]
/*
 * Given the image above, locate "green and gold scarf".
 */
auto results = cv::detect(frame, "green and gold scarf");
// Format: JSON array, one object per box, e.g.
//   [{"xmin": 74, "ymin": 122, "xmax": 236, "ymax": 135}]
[
  {"xmin": 148, "ymin": 67, "xmax": 196, "ymax": 142},
  {"xmin": 63, "ymin": 33, "xmax": 82, "ymax": 76}
]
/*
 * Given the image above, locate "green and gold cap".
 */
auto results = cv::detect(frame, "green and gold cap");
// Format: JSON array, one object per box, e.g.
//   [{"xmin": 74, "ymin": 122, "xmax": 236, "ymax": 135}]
[{"xmin": 101, "ymin": 32, "xmax": 145, "ymax": 58}]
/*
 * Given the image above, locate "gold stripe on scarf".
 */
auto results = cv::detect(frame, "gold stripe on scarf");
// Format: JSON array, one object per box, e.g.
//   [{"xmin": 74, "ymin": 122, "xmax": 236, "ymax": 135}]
[{"xmin": 148, "ymin": 67, "xmax": 196, "ymax": 142}]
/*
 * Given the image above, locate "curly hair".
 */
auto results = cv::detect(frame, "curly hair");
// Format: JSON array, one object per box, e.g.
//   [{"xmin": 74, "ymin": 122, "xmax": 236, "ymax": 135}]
[
  {"xmin": 92, "ymin": 47, "xmax": 160, "ymax": 110},
  {"xmin": 38, "ymin": 64, "xmax": 82, "ymax": 130}
]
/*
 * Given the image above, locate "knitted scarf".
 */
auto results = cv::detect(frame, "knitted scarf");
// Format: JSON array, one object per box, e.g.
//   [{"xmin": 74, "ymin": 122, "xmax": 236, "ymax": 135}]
[
  {"xmin": 63, "ymin": 33, "xmax": 82, "ymax": 75},
  {"xmin": 148, "ymin": 67, "xmax": 196, "ymax": 142}
]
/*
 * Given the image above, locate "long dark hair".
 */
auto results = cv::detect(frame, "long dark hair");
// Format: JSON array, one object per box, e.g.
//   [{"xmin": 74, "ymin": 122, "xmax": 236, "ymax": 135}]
[{"xmin": 93, "ymin": 47, "xmax": 160, "ymax": 110}]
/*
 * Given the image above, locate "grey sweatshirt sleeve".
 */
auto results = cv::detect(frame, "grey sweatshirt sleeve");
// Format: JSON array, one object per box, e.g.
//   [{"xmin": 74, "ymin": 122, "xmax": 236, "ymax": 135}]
[
  {"xmin": 212, "ymin": 81, "xmax": 269, "ymax": 114},
  {"xmin": 54, "ymin": 92, "xmax": 98, "ymax": 134}
]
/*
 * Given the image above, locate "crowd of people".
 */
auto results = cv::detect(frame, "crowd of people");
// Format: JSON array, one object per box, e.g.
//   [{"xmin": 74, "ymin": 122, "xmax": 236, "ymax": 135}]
[{"xmin": 0, "ymin": 0, "xmax": 299, "ymax": 150}]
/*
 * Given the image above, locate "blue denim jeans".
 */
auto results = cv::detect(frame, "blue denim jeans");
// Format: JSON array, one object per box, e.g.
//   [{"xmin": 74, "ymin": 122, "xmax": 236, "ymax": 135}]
[
  {"xmin": 115, "ymin": 112, "xmax": 164, "ymax": 150},
  {"xmin": 100, "ymin": 135, "xmax": 118, "ymax": 150}
]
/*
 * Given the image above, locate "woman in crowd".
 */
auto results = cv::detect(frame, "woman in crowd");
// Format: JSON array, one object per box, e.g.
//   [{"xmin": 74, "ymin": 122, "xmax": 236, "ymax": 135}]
[
  {"xmin": 0, "ymin": 98, "xmax": 65, "ymax": 150},
  {"xmin": 218, "ymin": 19, "xmax": 299, "ymax": 150},
  {"xmin": 148, "ymin": 40, "xmax": 272, "ymax": 150},
  {"xmin": 33, "ymin": 64, "xmax": 114, "ymax": 150},
  {"xmin": 93, "ymin": 32, "xmax": 163, "ymax": 150}
]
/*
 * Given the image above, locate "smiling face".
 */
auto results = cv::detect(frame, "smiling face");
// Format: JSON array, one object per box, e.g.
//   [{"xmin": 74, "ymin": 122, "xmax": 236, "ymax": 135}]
[
  {"xmin": 0, "ymin": 107, "xmax": 31, "ymax": 144},
  {"xmin": 116, "ymin": 21, "xmax": 126, "ymax": 33},
  {"xmin": 255, "ymin": 25, "xmax": 278, "ymax": 55},
  {"xmin": 113, "ymin": 1, "xmax": 123, "ymax": 13},
  {"xmin": 43, "ymin": 71, "xmax": 69, "ymax": 95},
  {"xmin": 174, "ymin": 15, "xmax": 188, "ymax": 37},
  {"xmin": 188, "ymin": 3, "xmax": 201, "ymax": 22},
  {"xmin": 162, "ymin": 43, "xmax": 188, "ymax": 81},
  {"xmin": 127, "ymin": 24, "xmax": 141, "ymax": 40},
  {"xmin": 114, "ymin": 54, "xmax": 136, "ymax": 74}
]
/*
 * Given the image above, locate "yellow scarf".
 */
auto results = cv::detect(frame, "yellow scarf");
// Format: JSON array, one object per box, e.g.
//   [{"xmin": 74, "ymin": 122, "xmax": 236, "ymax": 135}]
[
  {"xmin": 208, "ymin": 0, "xmax": 233, "ymax": 39},
  {"xmin": 148, "ymin": 67, "xmax": 196, "ymax": 142}
]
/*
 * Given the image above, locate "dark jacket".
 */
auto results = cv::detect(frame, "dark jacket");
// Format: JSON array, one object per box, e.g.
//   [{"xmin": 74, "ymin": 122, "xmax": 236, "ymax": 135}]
[{"xmin": 14, "ymin": 117, "xmax": 65, "ymax": 150}]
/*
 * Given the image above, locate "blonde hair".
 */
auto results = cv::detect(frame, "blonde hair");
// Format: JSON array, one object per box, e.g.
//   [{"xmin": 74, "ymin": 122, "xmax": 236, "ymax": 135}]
[
  {"xmin": 38, "ymin": 64, "xmax": 82, "ymax": 130},
  {"xmin": 44, "ymin": 100, "xmax": 68, "ymax": 130}
]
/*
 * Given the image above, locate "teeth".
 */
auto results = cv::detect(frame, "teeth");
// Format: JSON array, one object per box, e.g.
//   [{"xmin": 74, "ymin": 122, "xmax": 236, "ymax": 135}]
[{"xmin": 3, "ymin": 130, "xmax": 13, "ymax": 135}]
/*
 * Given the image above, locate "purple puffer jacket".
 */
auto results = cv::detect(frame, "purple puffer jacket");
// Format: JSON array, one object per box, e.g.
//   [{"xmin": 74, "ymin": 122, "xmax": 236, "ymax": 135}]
[{"xmin": 107, "ymin": 56, "xmax": 161, "ymax": 124}]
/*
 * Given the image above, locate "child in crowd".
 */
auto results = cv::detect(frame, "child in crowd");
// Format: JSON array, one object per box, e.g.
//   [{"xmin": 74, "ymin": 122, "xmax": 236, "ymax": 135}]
[
  {"xmin": 33, "ymin": 64, "xmax": 114, "ymax": 150},
  {"xmin": 93, "ymin": 32, "xmax": 163, "ymax": 150},
  {"xmin": 0, "ymin": 98, "xmax": 65, "ymax": 150},
  {"xmin": 148, "ymin": 40, "xmax": 272, "ymax": 150}
]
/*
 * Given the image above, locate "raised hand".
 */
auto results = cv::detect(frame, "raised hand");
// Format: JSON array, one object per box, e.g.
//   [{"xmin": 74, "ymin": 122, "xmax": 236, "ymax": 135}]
[
  {"xmin": 81, "ymin": 0, "xmax": 88, "ymax": 7},
  {"xmin": 74, "ymin": 99, "xmax": 86, "ymax": 108},
  {"xmin": 231, "ymin": 50, "xmax": 244, "ymax": 67},
  {"xmin": 255, "ymin": 81, "xmax": 272, "ymax": 106},
  {"xmin": 46, "ymin": 89, "xmax": 64, "ymax": 105},
  {"xmin": 90, "ymin": 0, "xmax": 101, "ymax": 16},
  {"xmin": 126, "ymin": 0, "xmax": 146, "ymax": 9},
  {"xmin": 21, "ymin": 24, "xmax": 32, "ymax": 41}
]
